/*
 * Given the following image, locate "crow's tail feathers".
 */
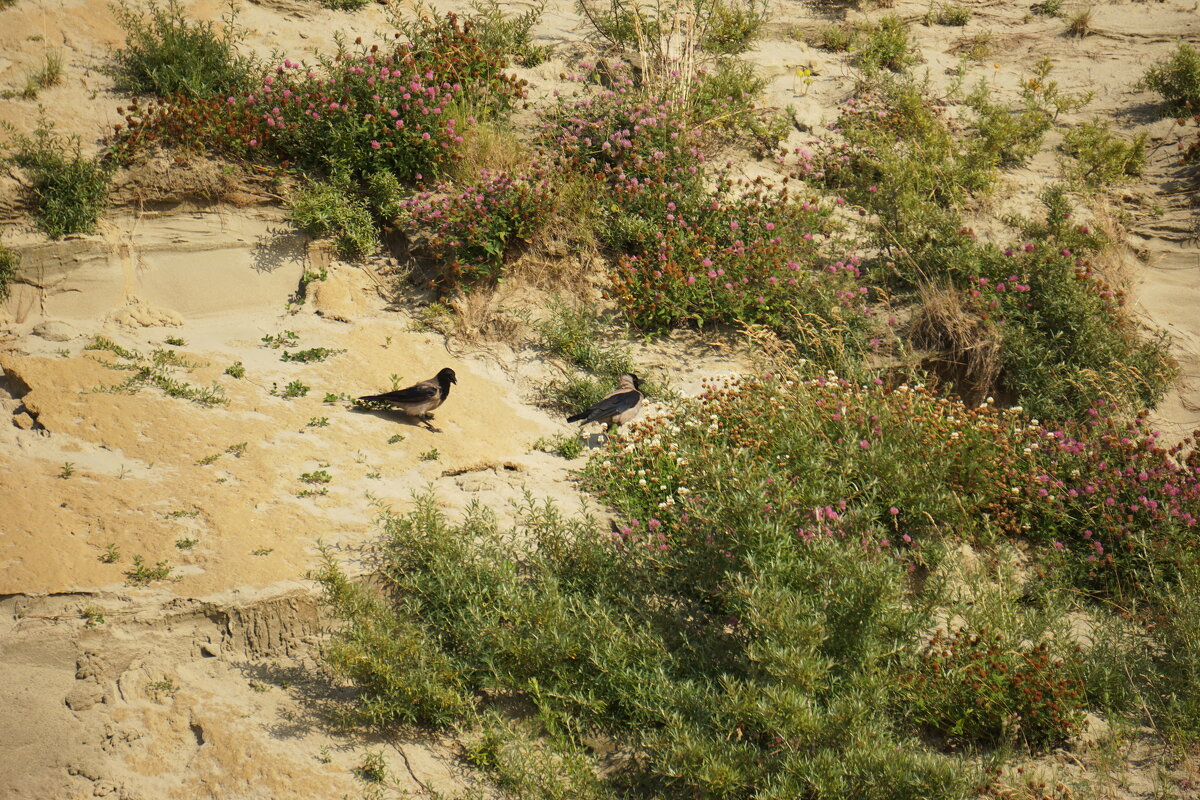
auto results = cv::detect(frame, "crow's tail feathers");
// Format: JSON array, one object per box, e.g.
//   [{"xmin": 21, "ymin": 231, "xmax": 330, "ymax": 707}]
[{"xmin": 566, "ymin": 412, "xmax": 588, "ymax": 424}]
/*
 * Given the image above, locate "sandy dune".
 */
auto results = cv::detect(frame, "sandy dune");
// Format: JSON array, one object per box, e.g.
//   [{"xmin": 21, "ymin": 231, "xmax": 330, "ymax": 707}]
[{"xmin": 2, "ymin": 0, "xmax": 1199, "ymax": 796}]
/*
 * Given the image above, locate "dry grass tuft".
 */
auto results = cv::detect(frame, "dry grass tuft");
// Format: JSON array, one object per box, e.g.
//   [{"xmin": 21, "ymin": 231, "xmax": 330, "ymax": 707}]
[{"xmin": 909, "ymin": 284, "xmax": 1003, "ymax": 402}]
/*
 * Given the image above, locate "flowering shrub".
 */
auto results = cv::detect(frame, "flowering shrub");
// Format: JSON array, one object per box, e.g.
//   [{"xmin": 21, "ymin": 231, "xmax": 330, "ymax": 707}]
[
  {"xmin": 586, "ymin": 374, "xmax": 1200, "ymax": 599},
  {"xmin": 117, "ymin": 15, "xmax": 526, "ymax": 182},
  {"xmin": 900, "ymin": 628, "xmax": 1086, "ymax": 748},
  {"xmin": 800, "ymin": 78, "xmax": 1174, "ymax": 421},
  {"xmin": 400, "ymin": 168, "xmax": 553, "ymax": 287}
]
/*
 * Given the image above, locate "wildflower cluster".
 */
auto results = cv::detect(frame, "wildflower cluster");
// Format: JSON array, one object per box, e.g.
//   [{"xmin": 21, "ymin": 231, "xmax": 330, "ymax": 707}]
[
  {"xmin": 587, "ymin": 373, "xmax": 1200, "ymax": 598},
  {"xmin": 116, "ymin": 16, "xmax": 525, "ymax": 182},
  {"xmin": 400, "ymin": 167, "xmax": 553, "ymax": 287}
]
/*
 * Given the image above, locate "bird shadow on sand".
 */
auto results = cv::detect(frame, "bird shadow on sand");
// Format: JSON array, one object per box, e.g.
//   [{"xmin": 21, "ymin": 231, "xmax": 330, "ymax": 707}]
[{"xmin": 348, "ymin": 404, "xmax": 443, "ymax": 432}]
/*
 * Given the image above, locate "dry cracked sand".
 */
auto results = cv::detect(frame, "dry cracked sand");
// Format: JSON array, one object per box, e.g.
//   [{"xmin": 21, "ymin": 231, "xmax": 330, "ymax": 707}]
[{"xmin": 1, "ymin": 0, "xmax": 1199, "ymax": 797}]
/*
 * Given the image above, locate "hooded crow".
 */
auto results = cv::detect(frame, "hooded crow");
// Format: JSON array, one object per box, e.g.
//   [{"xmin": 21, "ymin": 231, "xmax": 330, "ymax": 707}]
[
  {"xmin": 360, "ymin": 367, "xmax": 457, "ymax": 431},
  {"xmin": 566, "ymin": 373, "xmax": 643, "ymax": 431}
]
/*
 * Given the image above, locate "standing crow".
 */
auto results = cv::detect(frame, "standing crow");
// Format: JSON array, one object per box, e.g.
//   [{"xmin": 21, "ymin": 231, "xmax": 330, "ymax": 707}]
[
  {"xmin": 360, "ymin": 367, "xmax": 457, "ymax": 431},
  {"xmin": 567, "ymin": 373, "xmax": 643, "ymax": 432}
]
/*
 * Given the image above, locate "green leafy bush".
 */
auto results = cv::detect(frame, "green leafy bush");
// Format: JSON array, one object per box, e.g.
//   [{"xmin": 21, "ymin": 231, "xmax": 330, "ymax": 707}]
[
  {"xmin": 287, "ymin": 178, "xmax": 378, "ymax": 259},
  {"xmin": 110, "ymin": 0, "xmax": 259, "ymax": 99},
  {"xmin": 0, "ymin": 243, "xmax": 17, "ymax": 302},
  {"xmin": 1140, "ymin": 42, "xmax": 1200, "ymax": 111},
  {"xmin": 1061, "ymin": 120, "xmax": 1147, "ymax": 187},
  {"xmin": 9, "ymin": 127, "xmax": 112, "ymax": 238},
  {"xmin": 853, "ymin": 15, "xmax": 918, "ymax": 73},
  {"xmin": 466, "ymin": 0, "xmax": 550, "ymax": 66}
]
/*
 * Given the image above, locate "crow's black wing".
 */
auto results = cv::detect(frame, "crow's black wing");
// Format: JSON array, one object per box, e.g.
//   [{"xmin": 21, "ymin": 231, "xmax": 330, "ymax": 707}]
[
  {"xmin": 567, "ymin": 390, "xmax": 640, "ymax": 423},
  {"xmin": 360, "ymin": 382, "xmax": 438, "ymax": 404}
]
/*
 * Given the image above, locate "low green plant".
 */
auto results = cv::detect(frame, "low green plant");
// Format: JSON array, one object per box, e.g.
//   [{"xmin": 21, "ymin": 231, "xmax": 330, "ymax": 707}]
[
  {"xmin": 99, "ymin": 543, "xmax": 121, "ymax": 563},
  {"xmin": 535, "ymin": 433, "xmax": 585, "ymax": 460},
  {"xmin": 252, "ymin": 547, "xmax": 274, "ymax": 556},
  {"xmin": 926, "ymin": 2, "xmax": 970, "ymax": 26},
  {"xmin": 109, "ymin": 0, "xmax": 258, "ymax": 99},
  {"xmin": 1140, "ymin": 42, "xmax": 1200, "ymax": 111},
  {"xmin": 1031, "ymin": 0, "xmax": 1062, "ymax": 16},
  {"xmin": 87, "ymin": 336, "xmax": 228, "ymax": 405},
  {"xmin": 358, "ymin": 749, "xmax": 389, "ymax": 784},
  {"xmin": 387, "ymin": 434, "xmax": 405, "ymax": 445},
  {"xmin": 300, "ymin": 469, "xmax": 332, "ymax": 484},
  {"xmin": 813, "ymin": 22, "xmax": 858, "ymax": 52},
  {"xmin": 58, "ymin": 461, "xmax": 74, "ymax": 479},
  {"xmin": 1061, "ymin": 120, "xmax": 1147, "ymax": 187},
  {"xmin": 175, "ymin": 537, "xmax": 198, "ymax": 550},
  {"xmin": 125, "ymin": 555, "xmax": 173, "ymax": 585},
  {"xmin": 307, "ymin": 416, "xmax": 330, "ymax": 427},
  {"xmin": 224, "ymin": 361, "xmax": 245, "ymax": 378},
  {"xmin": 419, "ymin": 448, "xmax": 440, "ymax": 461},
  {"xmin": 701, "ymin": 0, "xmax": 770, "ymax": 56},
  {"xmin": 281, "ymin": 347, "xmax": 344, "ymax": 363},
  {"xmin": 261, "ymin": 330, "xmax": 299, "ymax": 349},
  {"xmin": 7, "ymin": 126, "xmax": 112, "ymax": 238},
  {"xmin": 319, "ymin": 0, "xmax": 369, "ymax": 9},
  {"xmin": 273, "ymin": 379, "xmax": 310, "ymax": 398},
  {"xmin": 288, "ymin": 178, "xmax": 378, "ymax": 260},
  {"xmin": 80, "ymin": 604, "xmax": 106, "ymax": 627},
  {"xmin": 0, "ymin": 243, "xmax": 17, "ymax": 301}
]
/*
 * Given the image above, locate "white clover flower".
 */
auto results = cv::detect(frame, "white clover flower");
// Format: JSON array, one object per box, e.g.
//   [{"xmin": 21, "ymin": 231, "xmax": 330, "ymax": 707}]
[
  {"xmin": 638, "ymin": 479, "xmax": 647, "ymax": 487},
  {"xmin": 677, "ymin": 487, "xmax": 690, "ymax": 495}
]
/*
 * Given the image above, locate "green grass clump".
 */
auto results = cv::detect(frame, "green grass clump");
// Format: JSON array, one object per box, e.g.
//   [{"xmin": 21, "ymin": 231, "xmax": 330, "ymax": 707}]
[
  {"xmin": 532, "ymin": 301, "xmax": 647, "ymax": 412},
  {"xmin": 8, "ymin": 126, "xmax": 112, "ymax": 238},
  {"xmin": 319, "ymin": 0, "xmax": 369, "ymax": 9},
  {"xmin": 109, "ymin": 0, "xmax": 258, "ymax": 99},
  {"xmin": 1140, "ymin": 42, "xmax": 1200, "ymax": 111}
]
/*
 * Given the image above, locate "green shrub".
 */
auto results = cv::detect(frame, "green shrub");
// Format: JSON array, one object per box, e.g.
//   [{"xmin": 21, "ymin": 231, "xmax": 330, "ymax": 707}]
[
  {"xmin": 287, "ymin": 178, "xmax": 378, "ymax": 260},
  {"xmin": 467, "ymin": 0, "xmax": 550, "ymax": 66},
  {"xmin": 109, "ymin": 0, "xmax": 258, "ymax": 98},
  {"xmin": 577, "ymin": 0, "xmax": 767, "ymax": 61},
  {"xmin": 701, "ymin": 0, "xmax": 770, "ymax": 56},
  {"xmin": 813, "ymin": 22, "xmax": 858, "ymax": 52},
  {"xmin": 8, "ymin": 126, "xmax": 112, "ymax": 238},
  {"xmin": 853, "ymin": 15, "xmax": 918, "ymax": 73},
  {"xmin": 690, "ymin": 58, "xmax": 786, "ymax": 152},
  {"xmin": 1061, "ymin": 120, "xmax": 1147, "ymax": 187},
  {"xmin": 1140, "ymin": 42, "xmax": 1200, "ymax": 111},
  {"xmin": 0, "ymin": 243, "xmax": 17, "ymax": 302}
]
